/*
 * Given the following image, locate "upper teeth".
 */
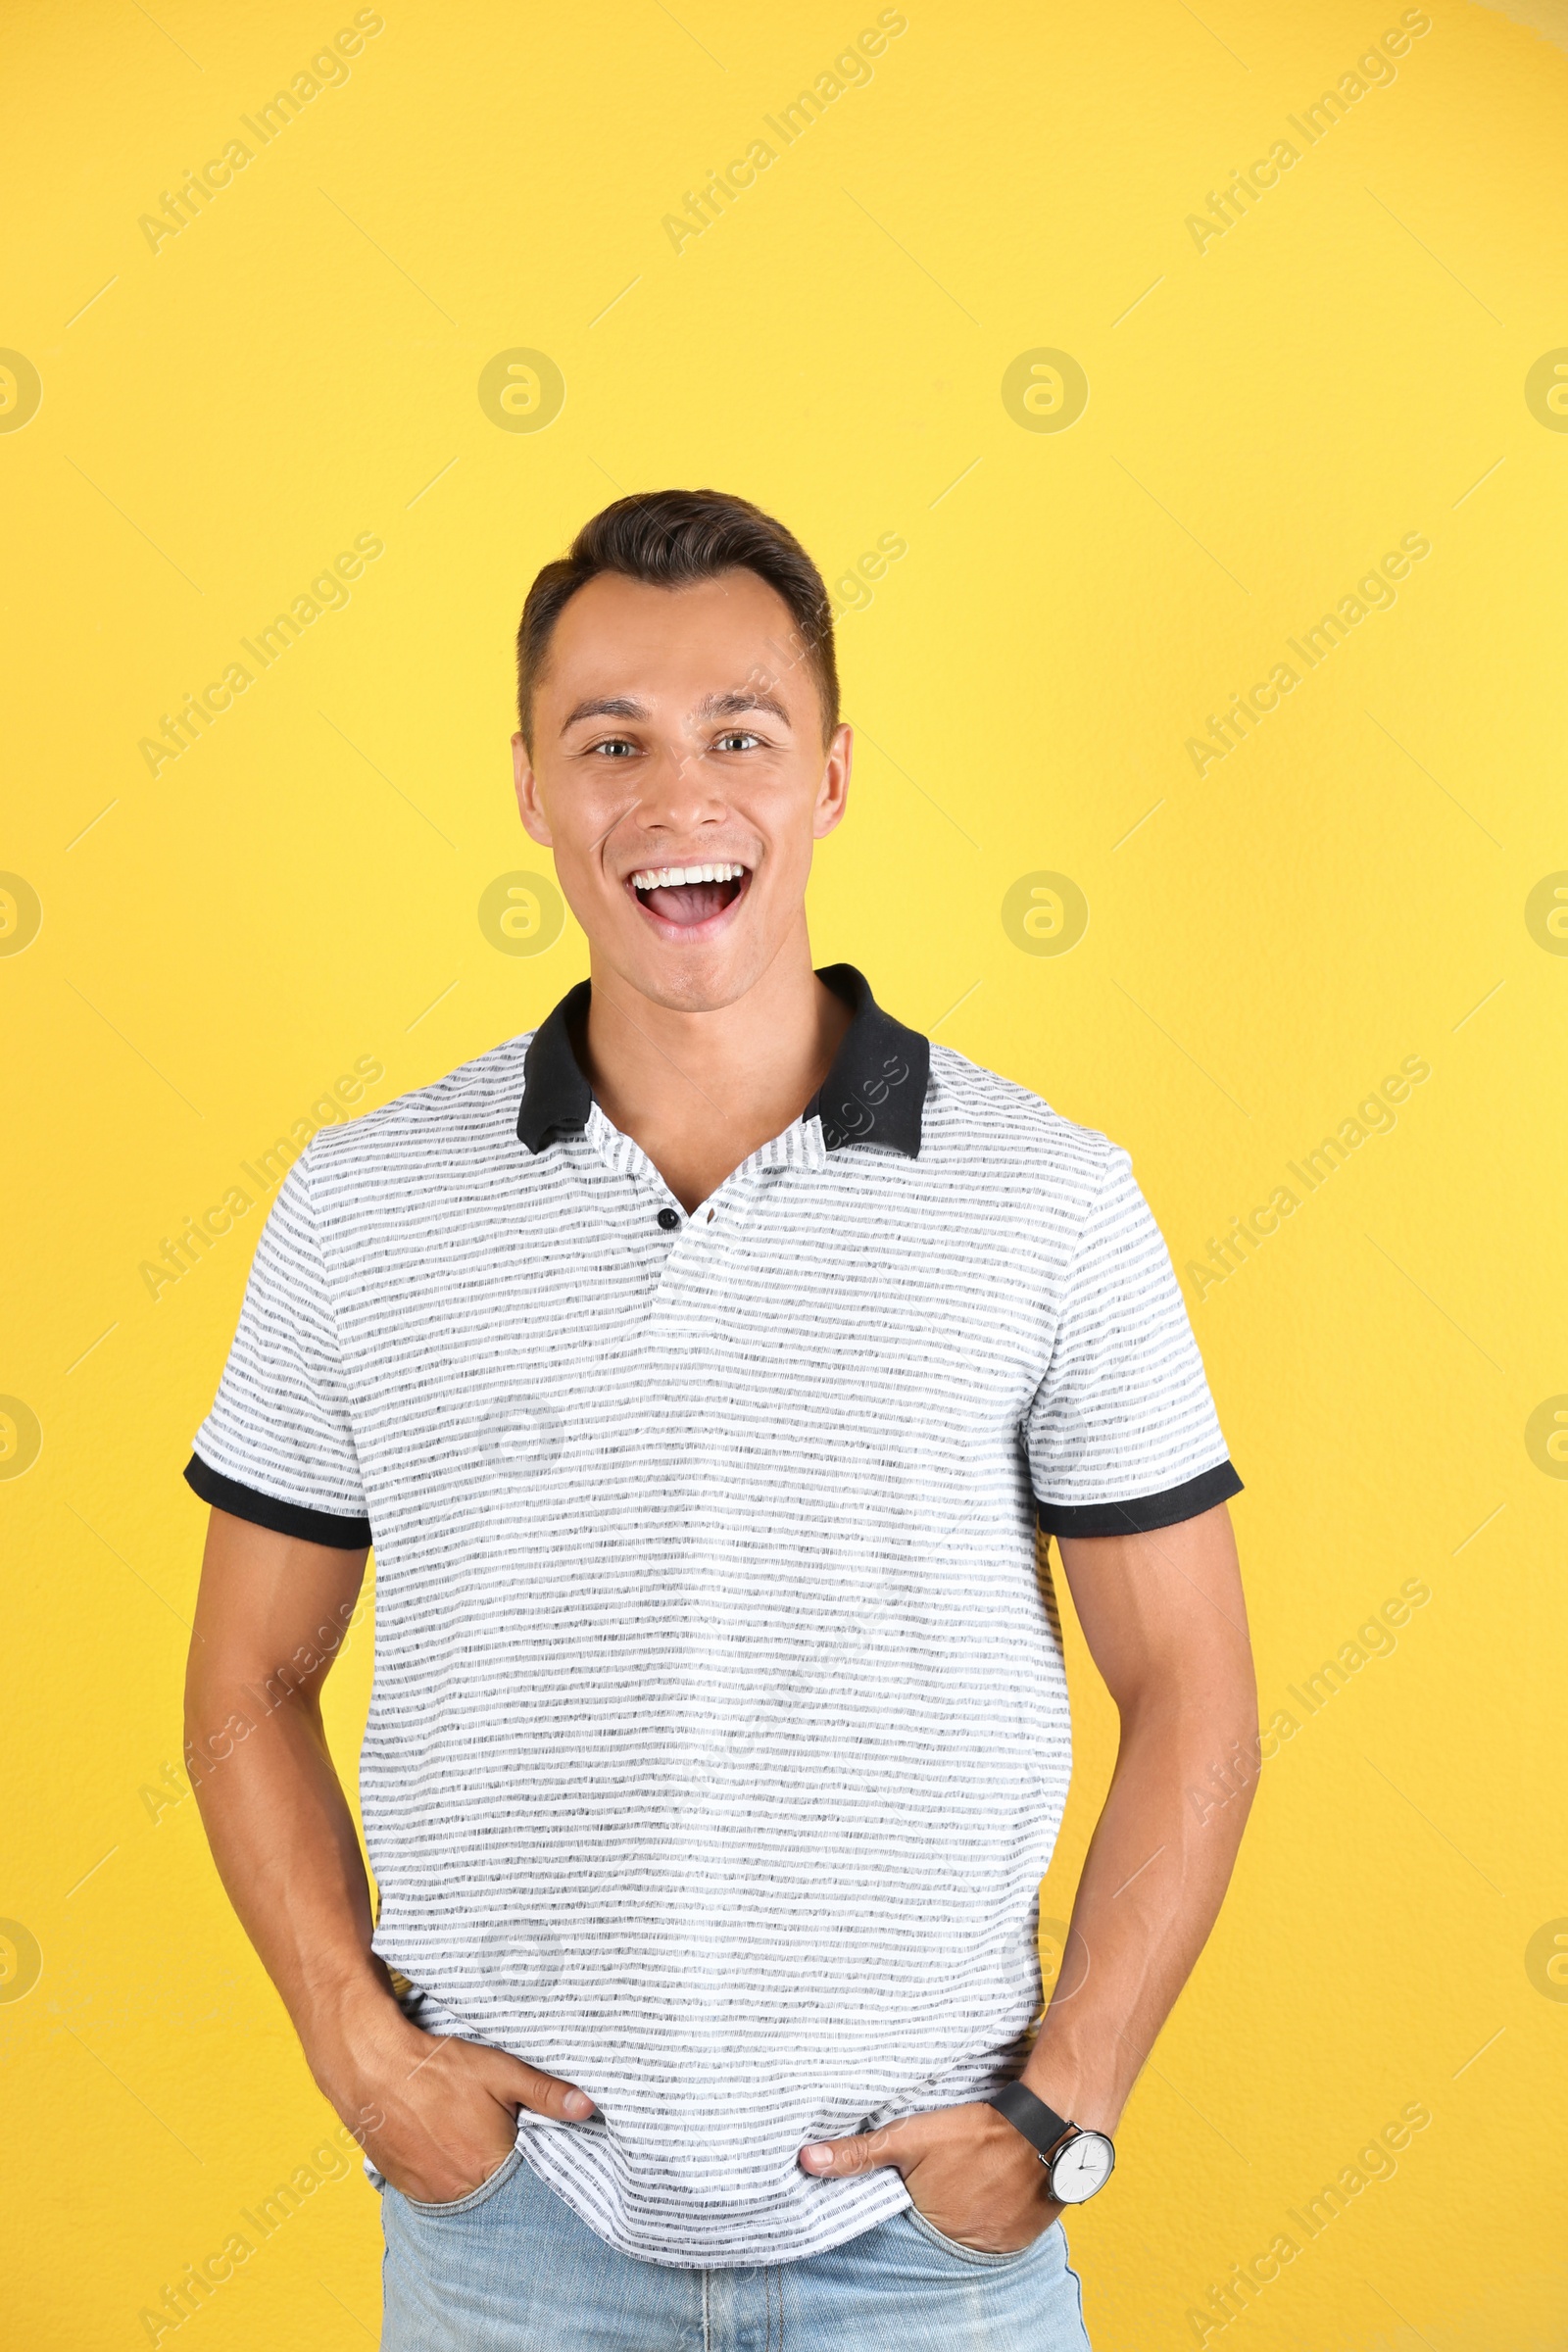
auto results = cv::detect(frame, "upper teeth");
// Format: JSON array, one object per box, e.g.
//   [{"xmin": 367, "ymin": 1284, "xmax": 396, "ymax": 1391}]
[{"xmin": 630, "ymin": 862, "xmax": 746, "ymax": 890}]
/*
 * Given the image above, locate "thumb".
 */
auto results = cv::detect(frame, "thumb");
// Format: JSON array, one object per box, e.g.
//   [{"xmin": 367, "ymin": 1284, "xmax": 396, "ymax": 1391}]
[
  {"xmin": 800, "ymin": 2119, "xmax": 922, "ymax": 2179},
  {"xmin": 489, "ymin": 2049, "xmax": 596, "ymax": 2123}
]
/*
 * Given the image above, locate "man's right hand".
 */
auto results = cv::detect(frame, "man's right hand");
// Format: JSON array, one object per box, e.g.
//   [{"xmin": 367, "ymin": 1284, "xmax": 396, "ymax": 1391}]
[{"xmin": 316, "ymin": 1992, "xmax": 595, "ymax": 2207}]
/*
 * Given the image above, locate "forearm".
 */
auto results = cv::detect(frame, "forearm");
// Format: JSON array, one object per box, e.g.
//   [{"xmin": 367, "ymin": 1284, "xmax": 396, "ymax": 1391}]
[
  {"xmin": 183, "ymin": 1512, "xmax": 591, "ymax": 2200},
  {"xmin": 185, "ymin": 1665, "xmax": 390, "ymax": 2047},
  {"xmin": 183, "ymin": 1513, "xmax": 398, "ymax": 2087},
  {"xmin": 185, "ymin": 1637, "xmax": 593, "ymax": 2195},
  {"xmin": 1023, "ymin": 1687, "xmax": 1257, "ymax": 2132}
]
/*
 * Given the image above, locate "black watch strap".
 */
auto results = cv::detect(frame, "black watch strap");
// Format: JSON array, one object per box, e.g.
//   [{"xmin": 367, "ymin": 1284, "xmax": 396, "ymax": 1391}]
[{"xmin": 987, "ymin": 2081, "xmax": 1075, "ymax": 2161}]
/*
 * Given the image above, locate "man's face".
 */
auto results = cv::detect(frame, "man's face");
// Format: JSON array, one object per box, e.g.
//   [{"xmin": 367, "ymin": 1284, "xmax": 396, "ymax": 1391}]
[{"xmin": 513, "ymin": 568, "xmax": 851, "ymax": 1013}]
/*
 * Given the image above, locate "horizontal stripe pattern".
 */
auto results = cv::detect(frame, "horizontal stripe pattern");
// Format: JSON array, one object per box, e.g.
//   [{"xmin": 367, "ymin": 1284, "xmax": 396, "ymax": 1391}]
[{"xmin": 191, "ymin": 1021, "xmax": 1237, "ymax": 2267}]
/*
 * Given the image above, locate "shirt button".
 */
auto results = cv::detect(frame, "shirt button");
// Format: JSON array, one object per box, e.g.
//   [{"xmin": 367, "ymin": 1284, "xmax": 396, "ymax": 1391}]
[{"xmin": 657, "ymin": 1207, "xmax": 681, "ymax": 1231}]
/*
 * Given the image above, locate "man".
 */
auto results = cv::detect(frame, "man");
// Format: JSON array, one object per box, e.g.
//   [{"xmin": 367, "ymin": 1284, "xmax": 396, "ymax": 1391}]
[{"xmin": 184, "ymin": 488, "xmax": 1255, "ymax": 2349}]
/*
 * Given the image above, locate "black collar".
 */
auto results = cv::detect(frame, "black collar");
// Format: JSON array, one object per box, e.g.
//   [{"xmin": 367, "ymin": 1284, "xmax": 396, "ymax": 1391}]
[
  {"xmin": 516, "ymin": 964, "xmax": 929, "ymax": 1158},
  {"xmin": 515, "ymin": 979, "xmax": 593, "ymax": 1152}
]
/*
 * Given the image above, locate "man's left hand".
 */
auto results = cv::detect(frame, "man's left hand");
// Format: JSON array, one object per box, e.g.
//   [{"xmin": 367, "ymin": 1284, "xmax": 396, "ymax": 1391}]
[{"xmin": 799, "ymin": 2101, "xmax": 1061, "ymax": 2253}]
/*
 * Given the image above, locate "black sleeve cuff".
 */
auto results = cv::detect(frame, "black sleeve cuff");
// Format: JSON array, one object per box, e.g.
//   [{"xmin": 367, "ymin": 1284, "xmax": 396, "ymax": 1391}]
[
  {"xmin": 1036, "ymin": 1458, "xmax": 1243, "ymax": 1540},
  {"xmin": 184, "ymin": 1452, "xmax": 372, "ymax": 1550}
]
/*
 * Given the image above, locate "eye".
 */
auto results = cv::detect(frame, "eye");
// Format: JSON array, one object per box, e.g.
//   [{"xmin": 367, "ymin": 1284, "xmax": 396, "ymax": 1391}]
[
  {"xmin": 713, "ymin": 730, "xmax": 761, "ymax": 754},
  {"xmin": 587, "ymin": 736, "xmax": 640, "ymax": 759}
]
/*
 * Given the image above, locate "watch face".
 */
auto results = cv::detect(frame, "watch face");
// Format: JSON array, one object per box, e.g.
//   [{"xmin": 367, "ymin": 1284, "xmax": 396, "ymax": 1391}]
[{"xmin": 1051, "ymin": 2131, "xmax": 1115, "ymax": 2203}]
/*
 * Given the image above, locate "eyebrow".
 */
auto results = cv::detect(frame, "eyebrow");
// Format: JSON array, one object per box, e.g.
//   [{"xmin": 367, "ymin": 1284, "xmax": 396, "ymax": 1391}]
[
  {"xmin": 560, "ymin": 689, "xmax": 793, "ymax": 736},
  {"xmin": 561, "ymin": 696, "xmax": 648, "ymax": 733},
  {"xmin": 694, "ymin": 690, "xmax": 792, "ymax": 728}
]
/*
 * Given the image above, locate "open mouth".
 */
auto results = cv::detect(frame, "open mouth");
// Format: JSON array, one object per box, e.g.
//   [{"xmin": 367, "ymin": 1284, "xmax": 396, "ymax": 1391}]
[{"xmin": 626, "ymin": 860, "xmax": 750, "ymax": 930}]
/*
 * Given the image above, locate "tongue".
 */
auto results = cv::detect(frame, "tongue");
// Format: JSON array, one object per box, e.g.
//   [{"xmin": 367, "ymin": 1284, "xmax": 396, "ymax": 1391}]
[{"xmin": 644, "ymin": 881, "xmax": 732, "ymax": 925}]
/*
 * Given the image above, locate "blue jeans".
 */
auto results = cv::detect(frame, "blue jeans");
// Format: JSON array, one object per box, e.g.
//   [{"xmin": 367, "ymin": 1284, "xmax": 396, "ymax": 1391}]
[{"xmin": 379, "ymin": 2145, "xmax": 1092, "ymax": 2348}]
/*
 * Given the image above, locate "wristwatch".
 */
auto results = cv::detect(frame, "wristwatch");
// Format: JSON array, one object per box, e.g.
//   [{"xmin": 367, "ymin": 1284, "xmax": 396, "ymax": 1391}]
[{"xmin": 987, "ymin": 2082, "xmax": 1116, "ymax": 2205}]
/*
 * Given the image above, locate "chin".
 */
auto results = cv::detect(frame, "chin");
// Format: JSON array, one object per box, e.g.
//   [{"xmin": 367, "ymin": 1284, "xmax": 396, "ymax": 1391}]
[{"xmin": 612, "ymin": 929, "xmax": 775, "ymax": 1016}]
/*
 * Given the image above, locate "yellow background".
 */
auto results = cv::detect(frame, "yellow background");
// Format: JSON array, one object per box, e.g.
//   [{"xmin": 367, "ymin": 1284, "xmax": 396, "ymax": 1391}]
[{"xmin": 4, "ymin": 1, "xmax": 1566, "ymax": 2343}]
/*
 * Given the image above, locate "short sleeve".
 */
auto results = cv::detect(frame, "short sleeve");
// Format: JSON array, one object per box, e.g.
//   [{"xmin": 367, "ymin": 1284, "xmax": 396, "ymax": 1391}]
[
  {"xmin": 1026, "ymin": 1145, "xmax": 1242, "ymax": 1538},
  {"xmin": 184, "ymin": 1149, "xmax": 371, "ymax": 1548}
]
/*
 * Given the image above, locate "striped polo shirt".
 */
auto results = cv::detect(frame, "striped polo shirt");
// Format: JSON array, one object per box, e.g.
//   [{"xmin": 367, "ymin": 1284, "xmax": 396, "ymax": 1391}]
[{"xmin": 185, "ymin": 963, "xmax": 1241, "ymax": 2269}]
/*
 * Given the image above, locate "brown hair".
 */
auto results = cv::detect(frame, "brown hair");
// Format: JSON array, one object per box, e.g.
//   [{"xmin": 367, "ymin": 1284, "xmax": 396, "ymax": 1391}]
[{"xmin": 515, "ymin": 488, "xmax": 839, "ymax": 749}]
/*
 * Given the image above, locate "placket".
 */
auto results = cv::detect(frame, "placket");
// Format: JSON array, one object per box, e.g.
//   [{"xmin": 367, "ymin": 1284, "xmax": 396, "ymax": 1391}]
[
  {"xmin": 652, "ymin": 1162, "xmax": 766, "ymax": 1339},
  {"xmin": 580, "ymin": 1101, "xmax": 828, "ymax": 1340}
]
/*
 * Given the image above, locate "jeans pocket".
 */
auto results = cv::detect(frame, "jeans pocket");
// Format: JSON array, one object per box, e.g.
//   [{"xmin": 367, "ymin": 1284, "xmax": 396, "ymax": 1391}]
[
  {"xmin": 900, "ymin": 2203, "xmax": 1051, "ymax": 2269},
  {"xmin": 394, "ymin": 2144, "xmax": 524, "ymax": 2218}
]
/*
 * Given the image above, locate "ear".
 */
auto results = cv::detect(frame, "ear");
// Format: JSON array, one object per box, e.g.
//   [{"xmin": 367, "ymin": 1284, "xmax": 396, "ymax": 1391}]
[
  {"xmin": 812, "ymin": 721, "xmax": 854, "ymax": 841},
  {"xmin": 513, "ymin": 732, "xmax": 555, "ymax": 847}
]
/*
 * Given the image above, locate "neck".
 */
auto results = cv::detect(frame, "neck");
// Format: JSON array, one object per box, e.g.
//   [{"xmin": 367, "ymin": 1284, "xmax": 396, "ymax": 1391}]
[{"xmin": 580, "ymin": 931, "xmax": 852, "ymax": 1212}]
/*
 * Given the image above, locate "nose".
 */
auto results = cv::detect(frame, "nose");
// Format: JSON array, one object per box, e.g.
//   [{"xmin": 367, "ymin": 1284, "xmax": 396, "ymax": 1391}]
[{"xmin": 628, "ymin": 735, "xmax": 730, "ymax": 836}]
